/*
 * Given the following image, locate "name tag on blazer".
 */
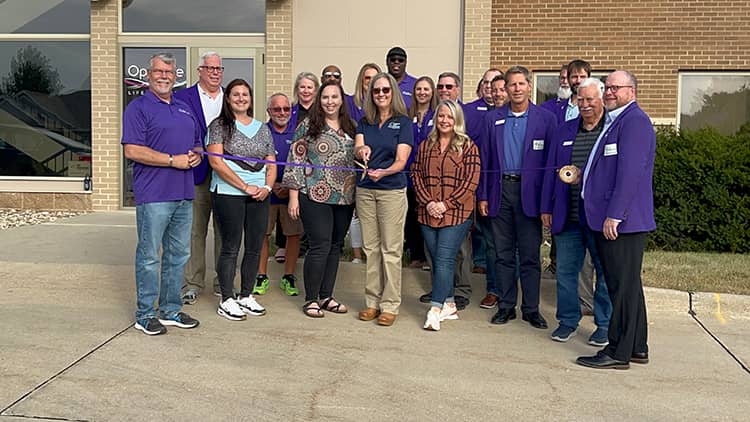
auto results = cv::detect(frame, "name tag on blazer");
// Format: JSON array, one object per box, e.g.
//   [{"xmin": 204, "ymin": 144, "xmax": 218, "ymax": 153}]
[
  {"xmin": 495, "ymin": 119, "xmax": 505, "ymax": 126},
  {"xmin": 533, "ymin": 139, "xmax": 545, "ymax": 150},
  {"xmin": 604, "ymin": 143, "xmax": 618, "ymax": 156},
  {"xmin": 562, "ymin": 140, "xmax": 574, "ymax": 147},
  {"xmin": 477, "ymin": 106, "xmax": 488, "ymax": 111},
  {"xmin": 427, "ymin": 119, "xmax": 434, "ymax": 127}
]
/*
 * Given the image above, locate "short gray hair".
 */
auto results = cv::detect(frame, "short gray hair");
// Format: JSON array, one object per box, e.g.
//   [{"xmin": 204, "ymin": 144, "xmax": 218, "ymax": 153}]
[
  {"xmin": 148, "ymin": 52, "xmax": 175, "ymax": 70},
  {"xmin": 266, "ymin": 92, "xmax": 290, "ymax": 109},
  {"xmin": 578, "ymin": 77, "xmax": 605, "ymax": 98},
  {"xmin": 438, "ymin": 71, "xmax": 461, "ymax": 86},
  {"xmin": 199, "ymin": 51, "xmax": 222, "ymax": 66}
]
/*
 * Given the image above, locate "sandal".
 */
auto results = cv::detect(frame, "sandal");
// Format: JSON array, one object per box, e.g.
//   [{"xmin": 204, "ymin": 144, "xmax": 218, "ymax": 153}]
[
  {"xmin": 320, "ymin": 297, "xmax": 348, "ymax": 314},
  {"xmin": 303, "ymin": 300, "xmax": 324, "ymax": 318}
]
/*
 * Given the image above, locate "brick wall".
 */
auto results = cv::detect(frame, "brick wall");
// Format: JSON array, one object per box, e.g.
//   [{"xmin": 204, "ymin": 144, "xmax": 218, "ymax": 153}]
[
  {"xmin": 490, "ymin": 0, "xmax": 750, "ymax": 119},
  {"xmin": 90, "ymin": 0, "xmax": 121, "ymax": 210},
  {"xmin": 266, "ymin": 0, "xmax": 293, "ymax": 99},
  {"xmin": 462, "ymin": 0, "xmax": 493, "ymax": 102}
]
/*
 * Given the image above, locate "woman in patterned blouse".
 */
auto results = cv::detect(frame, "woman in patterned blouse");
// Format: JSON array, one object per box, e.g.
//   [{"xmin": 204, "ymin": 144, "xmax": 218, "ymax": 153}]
[
  {"xmin": 411, "ymin": 99, "xmax": 481, "ymax": 331},
  {"xmin": 283, "ymin": 80, "xmax": 357, "ymax": 318}
]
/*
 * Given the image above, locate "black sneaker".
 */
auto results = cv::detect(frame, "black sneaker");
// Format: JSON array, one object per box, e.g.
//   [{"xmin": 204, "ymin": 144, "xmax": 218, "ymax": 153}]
[
  {"xmin": 158, "ymin": 312, "xmax": 200, "ymax": 329},
  {"xmin": 455, "ymin": 296, "xmax": 470, "ymax": 310},
  {"xmin": 134, "ymin": 318, "xmax": 167, "ymax": 336},
  {"xmin": 419, "ymin": 292, "xmax": 432, "ymax": 303}
]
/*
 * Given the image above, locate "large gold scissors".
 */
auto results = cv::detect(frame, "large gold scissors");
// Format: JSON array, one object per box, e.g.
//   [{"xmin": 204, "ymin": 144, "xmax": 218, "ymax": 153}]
[{"xmin": 355, "ymin": 159, "xmax": 369, "ymax": 181}]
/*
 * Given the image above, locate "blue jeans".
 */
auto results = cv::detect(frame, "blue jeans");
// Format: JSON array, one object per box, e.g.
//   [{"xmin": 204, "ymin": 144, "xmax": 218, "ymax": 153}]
[
  {"xmin": 135, "ymin": 200, "xmax": 192, "ymax": 322},
  {"xmin": 421, "ymin": 219, "xmax": 473, "ymax": 308},
  {"xmin": 554, "ymin": 220, "xmax": 611, "ymax": 330}
]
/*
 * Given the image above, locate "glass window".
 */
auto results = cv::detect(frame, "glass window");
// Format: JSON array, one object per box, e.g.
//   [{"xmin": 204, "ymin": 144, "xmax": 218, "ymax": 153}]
[
  {"xmin": 534, "ymin": 71, "xmax": 609, "ymax": 105},
  {"xmin": 122, "ymin": 0, "xmax": 265, "ymax": 33},
  {"xmin": 0, "ymin": 41, "xmax": 90, "ymax": 177},
  {"xmin": 679, "ymin": 73, "xmax": 750, "ymax": 135},
  {"xmin": 0, "ymin": 0, "xmax": 89, "ymax": 34}
]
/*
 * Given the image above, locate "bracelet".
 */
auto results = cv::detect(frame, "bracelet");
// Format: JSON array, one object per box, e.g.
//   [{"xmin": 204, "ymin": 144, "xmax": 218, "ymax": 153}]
[
  {"xmin": 168, "ymin": 154, "xmax": 173, "ymax": 167},
  {"xmin": 261, "ymin": 185, "xmax": 272, "ymax": 192}
]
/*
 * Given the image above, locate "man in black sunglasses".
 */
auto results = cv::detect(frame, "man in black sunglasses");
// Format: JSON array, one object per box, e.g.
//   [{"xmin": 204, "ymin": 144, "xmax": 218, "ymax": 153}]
[
  {"xmin": 321, "ymin": 64, "xmax": 357, "ymax": 122},
  {"xmin": 385, "ymin": 46, "xmax": 417, "ymax": 110}
]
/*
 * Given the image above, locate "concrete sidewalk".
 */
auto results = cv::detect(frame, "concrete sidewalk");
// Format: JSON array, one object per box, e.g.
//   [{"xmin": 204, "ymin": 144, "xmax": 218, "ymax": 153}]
[{"xmin": 0, "ymin": 212, "xmax": 748, "ymax": 421}]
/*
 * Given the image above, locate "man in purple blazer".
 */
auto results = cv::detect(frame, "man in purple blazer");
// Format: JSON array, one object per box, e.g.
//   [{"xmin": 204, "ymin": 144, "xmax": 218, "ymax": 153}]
[
  {"xmin": 477, "ymin": 66, "xmax": 556, "ymax": 330},
  {"xmin": 540, "ymin": 78, "xmax": 612, "ymax": 347},
  {"xmin": 174, "ymin": 52, "xmax": 224, "ymax": 304},
  {"xmin": 576, "ymin": 70, "xmax": 656, "ymax": 370}
]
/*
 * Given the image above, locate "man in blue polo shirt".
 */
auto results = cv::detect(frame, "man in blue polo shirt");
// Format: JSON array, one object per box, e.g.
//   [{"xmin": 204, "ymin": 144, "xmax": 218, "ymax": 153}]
[
  {"xmin": 122, "ymin": 53, "xmax": 202, "ymax": 336},
  {"xmin": 386, "ymin": 47, "xmax": 417, "ymax": 110}
]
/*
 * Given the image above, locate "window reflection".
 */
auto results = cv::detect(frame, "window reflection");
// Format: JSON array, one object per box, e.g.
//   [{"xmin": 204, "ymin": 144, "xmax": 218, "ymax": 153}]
[
  {"xmin": 122, "ymin": 0, "xmax": 265, "ymax": 33},
  {"xmin": 0, "ymin": 41, "xmax": 90, "ymax": 177},
  {"xmin": 680, "ymin": 73, "xmax": 750, "ymax": 135},
  {"xmin": 0, "ymin": 0, "xmax": 89, "ymax": 34}
]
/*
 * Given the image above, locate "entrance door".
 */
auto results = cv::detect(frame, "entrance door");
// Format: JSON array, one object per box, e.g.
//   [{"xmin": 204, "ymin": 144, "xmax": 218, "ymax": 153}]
[{"xmin": 193, "ymin": 47, "xmax": 265, "ymax": 116}]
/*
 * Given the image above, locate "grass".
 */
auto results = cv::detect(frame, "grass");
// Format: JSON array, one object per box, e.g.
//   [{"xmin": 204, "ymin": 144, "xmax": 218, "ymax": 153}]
[{"xmin": 641, "ymin": 251, "xmax": 750, "ymax": 295}]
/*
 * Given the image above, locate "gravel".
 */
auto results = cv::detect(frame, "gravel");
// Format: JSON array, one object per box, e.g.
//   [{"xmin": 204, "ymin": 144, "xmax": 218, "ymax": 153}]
[{"xmin": 0, "ymin": 208, "xmax": 87, "ymax": 230}]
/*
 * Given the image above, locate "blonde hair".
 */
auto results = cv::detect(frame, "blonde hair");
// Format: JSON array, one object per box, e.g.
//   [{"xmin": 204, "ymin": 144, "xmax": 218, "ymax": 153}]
[
  {"xmin": 353, "ymin": 63, "xmax": 381, "ymax": 109},
  {"xmin": 293, "ymin": 72, "xmax": 320, "ymax": 105},
  {"xmin": 425, "ymin": 100, "xmax": 472, "ymax": 154},
  {"xmin": 363, "ymin": 72, "xmax": 407, "ymax": 125}
]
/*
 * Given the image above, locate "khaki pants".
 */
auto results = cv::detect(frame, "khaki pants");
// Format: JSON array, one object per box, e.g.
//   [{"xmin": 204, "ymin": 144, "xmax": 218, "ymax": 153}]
[
  {"xmin": 183, "ymin": 176, "xmax": 220, "ymax": 293},
  {"xmin": 356, "ymin": 187, "xmax": 407, "ymax": 314}
]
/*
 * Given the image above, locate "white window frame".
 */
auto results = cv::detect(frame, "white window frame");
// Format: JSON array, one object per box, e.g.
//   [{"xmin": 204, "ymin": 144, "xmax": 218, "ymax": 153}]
[{"xmin": 676, "ymin": 71, "xmax": 750, "ymax": 131}]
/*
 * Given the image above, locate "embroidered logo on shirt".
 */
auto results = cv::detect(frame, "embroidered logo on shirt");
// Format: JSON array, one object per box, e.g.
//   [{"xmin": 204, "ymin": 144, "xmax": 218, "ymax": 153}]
[
  {"xmin": 427, "ymin": 119, "xmax": 434, "ymax": 126},
  {"xmin": 495, "ymin": 119, "xmax": 505, "ymax": 126},
  {"xmin": 604, "ymin": 143, "xmax": 618, "ymax": 156},
  {"xmin": 562, "ymin": 140, "xmax": 574, "ymax": 146},
  {"xmin": 177, "ymin": 108, "xmax": 192, "ymax": 116},
  {"xmin": 533, "ymin": 140, "xmax": 545, "ymax": 151},
  {"xmin": 387, "ymin": 122, "xmax": 401, "ymax": 130}
]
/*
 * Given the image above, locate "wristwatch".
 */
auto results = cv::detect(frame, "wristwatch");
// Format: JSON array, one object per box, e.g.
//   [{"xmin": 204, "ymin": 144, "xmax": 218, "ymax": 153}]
[
  {"xmin": 168, "ymin": 154, "xmax": 174, "ymax": 167},
  {"xmin": 261, "ymin": 185, "xmax": 272, "ymax": 192}
]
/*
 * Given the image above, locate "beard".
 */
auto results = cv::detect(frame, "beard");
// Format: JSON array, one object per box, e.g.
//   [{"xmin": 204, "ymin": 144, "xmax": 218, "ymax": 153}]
[{"xmin": 557, "ymin": 86, "xmax": 572, "ymax": 100}]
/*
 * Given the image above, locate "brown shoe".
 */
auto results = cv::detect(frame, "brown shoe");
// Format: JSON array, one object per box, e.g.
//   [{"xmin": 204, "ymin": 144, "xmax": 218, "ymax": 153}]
[
  {"xmin": 479, "ymin": 293, "xmax": 498, "ymax": 309},
  {"xmin": 472, "ymin": 266, "xmax": 487, "ymax": 274},
  {"xmin": 377, "ymin": 312, "xmax": 397, "ymax": 326},
  {"xmin": 358, "ymin": 307, "xmax": 380, "ymax": 321}
]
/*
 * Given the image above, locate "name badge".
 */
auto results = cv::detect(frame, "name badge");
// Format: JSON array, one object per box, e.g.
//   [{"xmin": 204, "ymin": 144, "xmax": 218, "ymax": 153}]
[
  {"xmin": 604, "ymin": 143, "xmax": 618, "ymax": 156},
  {"xmin": 495, "ymin": 119, "xmax": 505, "ymax": 126},
  {"xmin": 285, "ymin": 138, "xmax": 293, "ymax": 144},
  {"xmin": 562, "ymin": 140, "xmax": 574, "ymax": 146},
  {"xmin": 387, "ymin": 122, "xmax": 401, "ymax": 130},
  {"xmin": 477, "ymin": 106, "xmax": 488, "ymax": 111},
  {"xmin": 427, "ymin": 119, "xmax": 434, "ymax": 127},
  {"xmin": 533, "ymin": 140, "xmax": 545, "ymax": 151}
]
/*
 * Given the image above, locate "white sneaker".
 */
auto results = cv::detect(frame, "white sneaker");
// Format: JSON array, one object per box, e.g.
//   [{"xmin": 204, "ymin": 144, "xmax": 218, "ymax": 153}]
[
  {"xmin": 423, "ymin": 309, "xmax": 441, "ymax": 331},
  {"xmin": 218, "ymin": 297, "xmax": 246, "ymax": 321},
  {"xmin": 237, "ymin": 295, "xmax": 267, "ymax": 316},
  {"xmin": 439, "ymin": 303, "xmax": 459, "ymax": 321},
  {"xmin": 351, "ymin": 258, "xmax": 363, "ymax": 264}
]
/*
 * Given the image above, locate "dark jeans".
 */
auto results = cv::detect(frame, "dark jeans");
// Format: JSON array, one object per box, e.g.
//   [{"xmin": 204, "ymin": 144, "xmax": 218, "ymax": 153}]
[
  {"xmin": 212, "ymin": 192, "xmax": 269, "ymax": 300},
  {"xmin": 595, "ymin": 231, "xmax": 649, "ymax": 362},
  {"xmin": 489, "ymin": 180, "xmax": 542, "ymax": 313},
  {"xmin": 405, "ymin": 187, "xmax": 426, "ymax": 261},
  {"xmin": 299, "ymin": 194, "xmax": 354, "ymax": 301}
]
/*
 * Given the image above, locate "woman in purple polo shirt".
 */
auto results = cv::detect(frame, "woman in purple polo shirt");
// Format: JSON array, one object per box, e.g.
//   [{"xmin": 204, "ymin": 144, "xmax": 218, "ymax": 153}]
[
  {"xmin": 354, "ymin": 72, "xmax": 413, "ymax": 327},
  {"xmin": 404, "ymin": 76, "xmax": 438, "ymax": 270},
  {"xmin": 350, "ymin": 63, "xmax": 381, "ymax": 124},
  {"xmin": 206, "ymin": 79, "xmax": 276, "ymax": 321}
]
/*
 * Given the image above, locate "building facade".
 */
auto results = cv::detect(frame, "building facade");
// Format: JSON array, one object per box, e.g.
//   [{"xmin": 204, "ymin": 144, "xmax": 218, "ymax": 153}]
[{"xmin": 0, "ymin": 0, "xmax": 747, "ymax": 210}]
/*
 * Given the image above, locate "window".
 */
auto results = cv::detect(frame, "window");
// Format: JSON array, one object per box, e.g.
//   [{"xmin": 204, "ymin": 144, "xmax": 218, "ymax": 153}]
[
  {"xmin": 678, "ymin": 72, "xmax": 750, "ymax": 135},
  {"xmin": 533, "ymin": 71, "xmax": 608, "ymax": 105},
  {"xmin": 122, "ymin": 0, "xmax": 265, "ymax": 33},
  {"xmin": 0, "ymin": 0, "xmax": 89, "ymax": 34},
  {"xmin": 0, "ymin": 41, "xmax": 91, "ymax": 177}
]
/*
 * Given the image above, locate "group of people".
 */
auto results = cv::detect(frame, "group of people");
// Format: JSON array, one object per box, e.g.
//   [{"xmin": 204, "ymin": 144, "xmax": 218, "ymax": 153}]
[{"xmin": 122, "ymin": 47, "xmax": 655, "ymax": 371}]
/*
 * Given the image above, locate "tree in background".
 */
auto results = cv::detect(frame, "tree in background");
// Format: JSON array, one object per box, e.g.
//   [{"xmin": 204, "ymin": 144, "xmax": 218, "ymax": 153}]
[{"xmin": 1, "ymin": 45, "xmax": 63, "ymax": 96}]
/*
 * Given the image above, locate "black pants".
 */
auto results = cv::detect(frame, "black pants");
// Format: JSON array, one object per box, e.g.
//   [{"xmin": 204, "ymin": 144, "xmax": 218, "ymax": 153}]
[
  {"xmin": 404, "ymin": 187, "xmax": 426, "ymax": 261},
  {"xmin": 595, "ymin": 231, "xmax": 649, "ymax": 362},
  {"xmin": 489, "ymin": 180, "xmax": 542, "ymax": 313},
  {"xmin": 299, "ymin": 194, "xmax": 354, "ymax": 301},
  {"xmin": 213, "ymin": 192, "xmax": 269, "ymax": 300}
]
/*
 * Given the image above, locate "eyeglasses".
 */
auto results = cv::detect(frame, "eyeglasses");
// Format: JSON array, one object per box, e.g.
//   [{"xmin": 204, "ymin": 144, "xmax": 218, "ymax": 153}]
[
  {"xmin": 151, "ymin": 69, "xmax": 175, "ymax": 76},
  {"xmin": 437, "ymin": 84, "xmax": 455, "ymax": 90},
  {"xmin": 269, "ymin": 106, "xmax": 291, "ymax": 113},
  {"xmin": 199, "ymin": 66, "xmax": 225, "ymax": 73},
  {"xmin": 372, "ymin": 87, "xmax": 392, "ymax": 95},
  {"xmin": 388, "ymin": 57, "xmax": 405, "ymax": 64},
  {"xmin": 323, "ymin": 72, "xmax": 341, "ymax": 79},
  {"xmin": 604, "ymin": 85, "xmax": 633, "ymax": 93}
]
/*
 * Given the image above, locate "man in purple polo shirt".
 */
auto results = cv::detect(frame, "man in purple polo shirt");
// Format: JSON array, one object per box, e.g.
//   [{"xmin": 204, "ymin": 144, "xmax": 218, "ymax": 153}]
[
  {"xmin": 386, "ymin": 47, "xmax": 417, "ymax": 110},
  {"xmin": 478, "ymin": 66, "xmax": 556, "ymax": 330},
  {"xmin": 255, "ymin": 93, "xmax": 303, "ymax": 297},
  {"xmin": 576, "ymin": 71, "xmax": 655, "ymax": 370},
  {"xmin": 122, "ymin": 53, "xmax": 202, "ymax": 336}
]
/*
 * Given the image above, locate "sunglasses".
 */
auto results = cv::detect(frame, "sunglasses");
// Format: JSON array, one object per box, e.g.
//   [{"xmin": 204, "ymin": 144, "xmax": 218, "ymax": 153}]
[
  {"xmin": 323, "ymin": 72, "xmax": 341, "ymax": 79},
  {"xmin": 372, "ymin": 87, "xmax": 392, "ymax": 95},
  {"xmin": 437, "ymin": 84, "xmax": 456, "ymax": 90},
  {"xmin": 269, "ymin": 106, "xmax": 291, "ymax": 113},
  {"xmin": 388, "ymin": 57, "xmax": 405, "ymax": 63}
]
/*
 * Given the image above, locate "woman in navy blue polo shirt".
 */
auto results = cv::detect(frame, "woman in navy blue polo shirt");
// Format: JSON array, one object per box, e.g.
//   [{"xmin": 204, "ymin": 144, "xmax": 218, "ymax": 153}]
[{"xmin": 354, "ymin": 72, "xmax": 413, "ymax": 327}]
